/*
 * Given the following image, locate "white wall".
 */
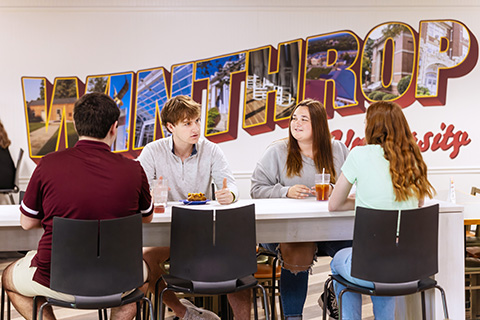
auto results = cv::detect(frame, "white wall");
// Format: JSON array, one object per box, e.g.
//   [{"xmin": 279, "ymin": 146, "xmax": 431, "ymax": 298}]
[{"xmin": 1, "ymin": 0, "xmax": 480, "ymax": 203}]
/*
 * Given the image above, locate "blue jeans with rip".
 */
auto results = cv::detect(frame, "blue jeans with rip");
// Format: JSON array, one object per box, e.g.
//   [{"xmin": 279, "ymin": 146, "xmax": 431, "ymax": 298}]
[
  {"xmin": 261, "ymin": 240, "xmax": 352, "ymax": 318},
  {"xmin": 330, "ymin": 248, "xmax": 395, "ymax": 320}
]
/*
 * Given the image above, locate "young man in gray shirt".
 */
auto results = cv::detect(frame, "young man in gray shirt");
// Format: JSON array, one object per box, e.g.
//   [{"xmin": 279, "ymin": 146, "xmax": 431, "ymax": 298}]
[{"xmin": 138, "ymin": 95, "xmax": 250, "ymax": 320}]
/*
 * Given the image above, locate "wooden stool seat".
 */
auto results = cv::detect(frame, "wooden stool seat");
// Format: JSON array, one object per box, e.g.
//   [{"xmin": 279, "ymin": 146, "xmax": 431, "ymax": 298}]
[{"xmin": 254, "ymin": 263, "xmax": 281, "ymax": 279}]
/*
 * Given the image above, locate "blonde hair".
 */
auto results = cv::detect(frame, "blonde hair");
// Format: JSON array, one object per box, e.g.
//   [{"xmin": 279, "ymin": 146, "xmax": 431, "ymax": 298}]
[
  {"xmin": 365, "ymin": 101, "xmax": 434, "ymax": 201},
  {"xmin": 286, "ymin": 99, "xmax": 337, "ymax": 183}
]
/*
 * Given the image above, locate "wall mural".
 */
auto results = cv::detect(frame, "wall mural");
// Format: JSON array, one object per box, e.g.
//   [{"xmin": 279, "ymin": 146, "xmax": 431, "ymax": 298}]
[{"xmin": 21, "ymin": 20, "xmax": 478, "ymax": 163}]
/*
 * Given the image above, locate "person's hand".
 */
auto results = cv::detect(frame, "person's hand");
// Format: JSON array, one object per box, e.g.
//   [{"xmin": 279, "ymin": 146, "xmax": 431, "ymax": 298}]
[
  {"xmin": 287, "ymin": 184, "xmax": 312, "ymax": 199},
  {"xmin": 215, "ymin": 178, "xmax": 234, "ymax": 205}
]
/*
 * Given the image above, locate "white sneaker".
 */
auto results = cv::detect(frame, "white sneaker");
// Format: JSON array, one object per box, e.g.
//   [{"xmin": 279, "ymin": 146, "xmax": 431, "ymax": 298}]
[{"xmin": 180, "ymin": 298, "xmax": 220, "ymax": 320}]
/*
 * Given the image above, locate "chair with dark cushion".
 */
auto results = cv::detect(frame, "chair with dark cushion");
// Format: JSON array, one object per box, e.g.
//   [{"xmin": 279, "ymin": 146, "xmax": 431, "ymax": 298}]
[
  {"xmin": 322, "ymin": 204, "xmax": 449, "ymax": 320},
  {"xmin": 0, "ymin": 148, "xmax": 23, "ymax": 204},
  {"xmin": 155, "ymin": 204, "xmax": 269, "ymax": 320},
  {"xmin": 35, "ymin": 214, "xmax": 153, "ymax": 320}
]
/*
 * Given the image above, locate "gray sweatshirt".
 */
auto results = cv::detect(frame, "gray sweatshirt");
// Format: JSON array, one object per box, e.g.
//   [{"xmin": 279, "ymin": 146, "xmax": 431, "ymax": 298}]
[
  {"xmin": 250, "ymin": 139, "xmax": 349, "ymax": 198},
  {"xmin": 137, "ymin": 136, "xmax": 238, "ymax": 201}
]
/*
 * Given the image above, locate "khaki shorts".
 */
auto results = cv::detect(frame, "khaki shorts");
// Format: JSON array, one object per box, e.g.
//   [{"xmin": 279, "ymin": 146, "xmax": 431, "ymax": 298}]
[{"xmin": 12, "ymin": 250, "xmax": 149, "ymax": 302}]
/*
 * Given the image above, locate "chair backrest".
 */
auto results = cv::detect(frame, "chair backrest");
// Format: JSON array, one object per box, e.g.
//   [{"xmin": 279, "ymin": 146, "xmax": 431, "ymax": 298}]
[
  {"xmin": 351, "ymin": 204, "xmax": 439, "ymax": 284},
  {"xmin": 13, "ymin": 148, "xmax": 24, "ymax": 191},
  {"xmin": 169, "ymin": 204, "xmax": 257, "ymax": 283},
  {"xmin": 50, "ymin": 214, "xmax": 144, "ymax": 296}
]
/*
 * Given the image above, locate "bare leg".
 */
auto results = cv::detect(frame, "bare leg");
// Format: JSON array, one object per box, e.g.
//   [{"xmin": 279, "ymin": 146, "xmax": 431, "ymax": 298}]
[
  {"xmin": 279, "ymin": 242, "xmax": 316, "ymax": 273},
  {"xmin": 227, "ymin": 290, "xmax": 251, "ymax": 320},
  {"xmin": 110, "ymin": 302, "xmax": 138, "ymax": 320},
  {"xmin": 142, "ymin": 247, "xmax": 187, "ymax": 317},
  {"xmin": 2, "ymin": 262, "xmax": 56, "ymax": 320},
  {"xmin": 110, "ymin": 283, "xmax": 150, "ymax": 320}
]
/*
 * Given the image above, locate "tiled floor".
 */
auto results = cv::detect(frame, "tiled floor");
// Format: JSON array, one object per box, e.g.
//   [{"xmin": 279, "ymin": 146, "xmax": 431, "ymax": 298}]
[{"xmin": 0, "ymin": 253, "xmax": 374, "ymax": 319}]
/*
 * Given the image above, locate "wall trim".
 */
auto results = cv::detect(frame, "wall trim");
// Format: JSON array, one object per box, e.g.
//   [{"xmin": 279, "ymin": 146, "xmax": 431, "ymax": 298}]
[
  {"xmin": 233, "ymin": 167, "xmax": 480, "ymax": 180},
  {"xmin": 428, "ymin": 167, "xmax": 480, "ymax": 175}
]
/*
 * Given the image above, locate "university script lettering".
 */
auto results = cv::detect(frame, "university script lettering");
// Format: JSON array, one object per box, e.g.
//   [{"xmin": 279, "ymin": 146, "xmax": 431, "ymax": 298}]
[{"xmin": 332, "ymin": 122, "xmax": 471, "ymax": 159}]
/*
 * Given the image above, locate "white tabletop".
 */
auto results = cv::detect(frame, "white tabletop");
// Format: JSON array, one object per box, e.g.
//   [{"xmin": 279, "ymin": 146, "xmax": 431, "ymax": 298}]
[{"xmin": 0, "ymin": 197, "xmax": 463, "ymax": 226}]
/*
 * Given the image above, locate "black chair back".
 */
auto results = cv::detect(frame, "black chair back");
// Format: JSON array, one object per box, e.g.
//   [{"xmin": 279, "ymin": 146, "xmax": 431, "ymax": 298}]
[
  {"xmin": 13, "ymin": 148, "xmax": 24, "ymax": 192},
  {"xmin": 50, "ymin": 214, "xmax": 144, "ymax": 297},
  {"xmin": 351, "ymin": 204, "xmax": 439, "ymax": 284},
  {"xmin": 0, "ymin": 148, "xmax": 23, "ymax": 204},
  {"xmin": 169, "ymin": 204, "xmax": 257, "ymax": 283}
]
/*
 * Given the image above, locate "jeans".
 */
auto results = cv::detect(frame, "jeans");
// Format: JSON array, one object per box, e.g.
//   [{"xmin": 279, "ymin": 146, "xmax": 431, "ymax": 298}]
[
  {"xmin": 261, "ymin": 240, "xmax": 352, "ymax": 318},
  {"xmin": 330, "ymin": 248, "xmax": 395, "ymax": 320}
]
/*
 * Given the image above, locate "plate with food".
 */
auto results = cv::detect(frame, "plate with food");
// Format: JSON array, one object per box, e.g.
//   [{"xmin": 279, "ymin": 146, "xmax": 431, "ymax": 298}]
[{"xmin": 181, "ymin": 192, "xmax": 210, "ymax": 205}]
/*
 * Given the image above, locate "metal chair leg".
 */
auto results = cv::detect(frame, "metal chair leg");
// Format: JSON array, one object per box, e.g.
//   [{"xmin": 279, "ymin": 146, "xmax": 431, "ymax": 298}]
[
  {"xmin": 421, "ymin": 291, "xmax": 426, "ymax": 320},
  {"xmin": 270, "ymin": 257, "xmax": 278, "ymax": 320},
  {"xmin": 1, "ymin": 286, "xmax": 8, "ymax": 320},
  {"xmin": 154, "ymin": 278, "xmax": 161, "ymax": 320},
  {"xmin": 142, "ymin": 296, "xmax": 154, "ymax": 320},
  {"xmin": 1, "ymin": 286, "xmax": 5, "ymax": 320},
  {"xmin": 135, "ymin": 301, "xmax": 141, "ymax": 319},
  {"xmin": 32, "ymin": 295, "xmax": 41, "ymax": 320},
  {"xmin": 435, "ymin": 285, "xmax": 449, "ymax": 319},
  {"xmin": 256, "ymin": 284, "xmax": 270, "ymax": 320},
  {"xmin": 253, "ymin": 288, "xmax": 259, "ymax": 320},
  {"xmin": 37, "ymin": 301, "xmax": 50, "ymax": 320},
  {"xmin": 159, "ymin": 287, "xmax": 168, "ymax": 320},
  {"xmin": 337, "ymin": 288, "xmax": 350, "ymax": 320},
  {"xmin": 7, "ymin": 296, "xmax": 10, "ymax": 320}
]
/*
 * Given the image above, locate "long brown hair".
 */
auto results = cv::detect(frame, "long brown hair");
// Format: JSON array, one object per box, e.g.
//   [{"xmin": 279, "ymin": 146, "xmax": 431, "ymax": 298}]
[
  {"xmin": 0, "ymin": 119, "xmax": 11, "ymax": 149},
  {"xmin": 286, "ymin": 99, "xmax": 336, "ymax": 182},
  {"xmin": 365, "ymin": 101, "xmax": 434, "ymax": 201}
]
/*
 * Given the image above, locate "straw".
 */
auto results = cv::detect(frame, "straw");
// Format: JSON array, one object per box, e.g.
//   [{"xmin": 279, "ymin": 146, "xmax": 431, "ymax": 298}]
[{"xmin": 322, "ymin": 168, "xmax": 325, "ymax": 184}]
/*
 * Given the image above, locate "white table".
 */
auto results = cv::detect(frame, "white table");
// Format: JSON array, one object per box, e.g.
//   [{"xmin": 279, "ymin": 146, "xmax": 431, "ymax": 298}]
[{"xmin": 0, "ymin": 198, "xmax": 464, "ymax": 319}]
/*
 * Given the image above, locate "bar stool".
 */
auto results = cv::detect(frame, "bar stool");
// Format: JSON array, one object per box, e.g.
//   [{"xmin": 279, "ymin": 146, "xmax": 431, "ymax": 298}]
[
  {"xmin": 466, "ymin": 257, "xmax": 480, "ymax": 319},
  {"xmin": 466, "ymin": 186, "xmax": 480, "ymax": 317},
  {"xmin": 254, "ymin": 250, "xmax": 283, "ymax": 320}
]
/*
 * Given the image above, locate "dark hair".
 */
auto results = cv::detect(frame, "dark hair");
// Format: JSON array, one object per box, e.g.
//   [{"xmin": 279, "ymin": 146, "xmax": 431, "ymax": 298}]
[
  {"xmin": 286, "ymin": 99, "xmax": 336, "ymax": 182},
  {"xmin": 0, "ymin": 119, "xmax": 11, "ymax": 149},
  {"xmin": 365, "ymin": 101, "xmax": 434, "ymax": 201},
  {"xmin": 161, "ymin": 95, "xmax": 200, "ymax": 133},
  {"xmin": 73, "ymin": 93, "xmax": 120, "ymax": 139}
]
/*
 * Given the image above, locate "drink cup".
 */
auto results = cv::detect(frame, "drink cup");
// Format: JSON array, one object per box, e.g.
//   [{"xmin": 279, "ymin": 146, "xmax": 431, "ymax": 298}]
[
  {"xmin": 153, "ymin": 178, "xmax": 168, "ymax": 213},
  {"xmin": 315, "ymin": 173, "xmax": 330, "ymax": 201}
]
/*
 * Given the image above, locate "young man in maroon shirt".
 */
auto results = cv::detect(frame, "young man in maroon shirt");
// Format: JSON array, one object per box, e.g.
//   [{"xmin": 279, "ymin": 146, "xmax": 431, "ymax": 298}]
[{"xmin": 2, "ymin": 92, "xmax": 153, "ymax": 320}]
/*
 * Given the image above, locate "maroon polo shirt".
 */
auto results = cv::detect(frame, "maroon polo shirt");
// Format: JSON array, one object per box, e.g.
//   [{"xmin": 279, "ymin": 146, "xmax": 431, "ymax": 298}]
[{"xmin": 20, "ymin": 140, "xmax": 153, "ymax": 287}]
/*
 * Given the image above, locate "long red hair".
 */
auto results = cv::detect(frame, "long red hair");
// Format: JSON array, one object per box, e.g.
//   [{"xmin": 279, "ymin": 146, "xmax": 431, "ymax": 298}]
[
  {"xmin": 286, "ymin": 99, "xmax": 336, "ymax": 182},
  {"xmin": 365, "ymin": 101, "xmax": 434, "ymax": 201}
]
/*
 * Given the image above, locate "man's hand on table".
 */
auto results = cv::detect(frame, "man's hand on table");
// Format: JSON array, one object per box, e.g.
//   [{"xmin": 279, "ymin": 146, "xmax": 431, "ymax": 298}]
[{"xmin": 215, "ymin": 178, "xmax": 235, "ymax": 205}]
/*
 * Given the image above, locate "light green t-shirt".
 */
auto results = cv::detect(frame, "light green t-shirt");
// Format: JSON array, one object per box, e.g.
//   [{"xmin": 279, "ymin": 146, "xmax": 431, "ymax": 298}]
[{"xmin": 341, "ymin": 145, "xmax": 418, "ymax": 210}]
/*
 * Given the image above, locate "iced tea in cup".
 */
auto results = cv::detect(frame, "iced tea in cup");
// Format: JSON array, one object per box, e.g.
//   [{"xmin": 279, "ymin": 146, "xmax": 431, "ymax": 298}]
[
  {"xmin": 315, "ymin": 173, "xmax": 330, "ymax": 201},
  {"xmin": 153, "ymin": 178, "xmax": 168, "ymax": 213}
]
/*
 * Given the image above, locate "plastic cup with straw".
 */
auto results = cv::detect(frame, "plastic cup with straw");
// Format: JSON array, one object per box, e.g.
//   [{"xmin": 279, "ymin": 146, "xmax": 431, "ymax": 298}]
[{"xmin": 315, "ymin": 168, "xmax": 330, "ymax": 201}]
